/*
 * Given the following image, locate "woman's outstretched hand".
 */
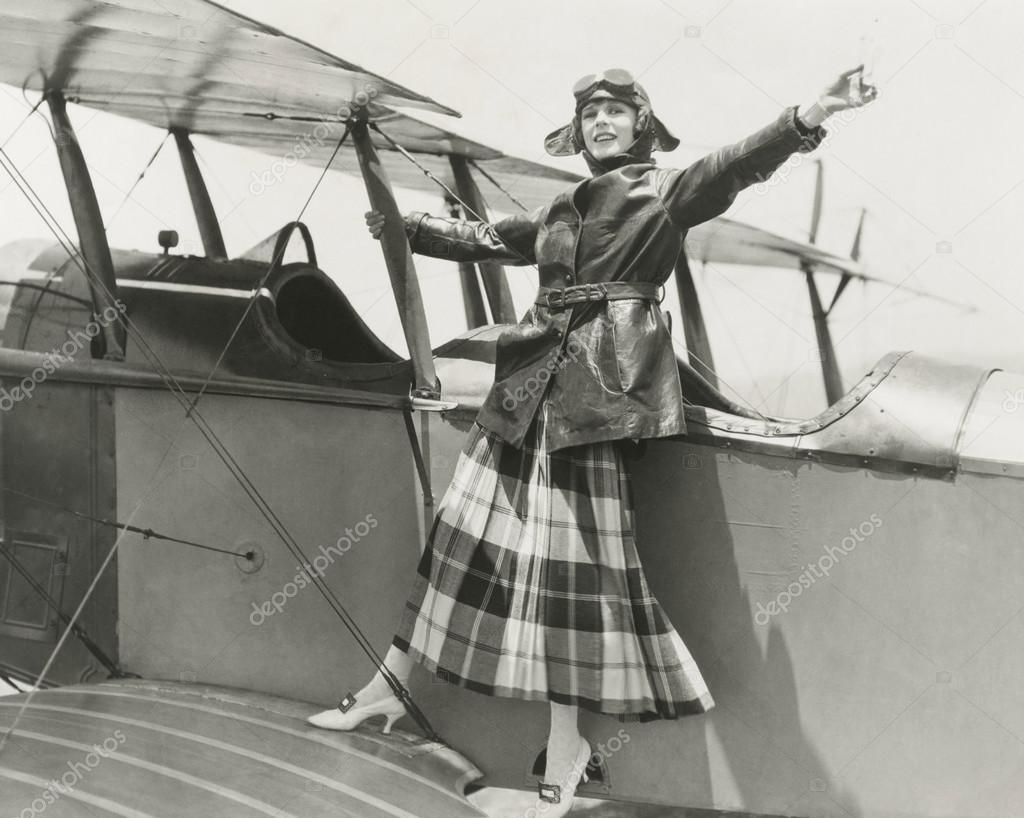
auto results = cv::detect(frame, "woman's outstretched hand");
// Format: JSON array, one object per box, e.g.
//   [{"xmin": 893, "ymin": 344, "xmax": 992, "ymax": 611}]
[
  {"xmin": 818, "ymin": 64, "xmax": 879, "ymax": 113},
  {"xmin": 797, "ymin": 63, "xmax": 878, "ymax": 128},
  {"xmin": 365, "ymin": 210, "xmax": 386, "ymax": 240}
]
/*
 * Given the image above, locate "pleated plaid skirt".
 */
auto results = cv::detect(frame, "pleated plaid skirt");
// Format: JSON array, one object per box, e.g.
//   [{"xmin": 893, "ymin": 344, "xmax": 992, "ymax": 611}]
[{"xmin": 392, "ymin": 397, "xmax": 715, "ymax": 721}]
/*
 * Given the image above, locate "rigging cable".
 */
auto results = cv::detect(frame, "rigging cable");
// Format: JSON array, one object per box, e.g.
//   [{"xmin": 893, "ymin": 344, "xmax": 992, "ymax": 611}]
[
  {"xmin": 466, "ymin": 158, "xmax": 528, "ymax": 212},
  {"xmin": 105, "ymin": 131, "xmax": 171, "ymax": 230},
  {"xmin": 699, "ymin": 258, "xmax": 772, "ymax": 409},
  {"xmin": 0, "ymin": 96, "xmax": 45, "ymax": 151},
  {"xmin": 1, "ymin": 487, "xmax": 255, "ymax": 561}
]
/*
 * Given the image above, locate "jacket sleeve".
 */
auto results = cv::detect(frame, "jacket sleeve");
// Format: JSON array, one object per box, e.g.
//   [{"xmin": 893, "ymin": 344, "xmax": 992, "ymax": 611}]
[
  {"xmin": 655, "ymin": 105, "xmax": 828, "ymax": 229},
  {"xmin": 402, "ymin": 205, "xmax": 545, "ymax": 266}
]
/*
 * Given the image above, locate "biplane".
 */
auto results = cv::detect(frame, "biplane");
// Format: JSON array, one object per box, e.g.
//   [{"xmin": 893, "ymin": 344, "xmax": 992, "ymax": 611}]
[{"xmin": 0, "ymin": 2, "xmax": 1021, "ymax": 817}]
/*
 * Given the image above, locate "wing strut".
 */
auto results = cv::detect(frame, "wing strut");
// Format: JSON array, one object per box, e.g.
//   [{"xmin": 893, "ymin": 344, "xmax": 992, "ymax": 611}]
[
  {"xmin": 803, "ymin": 161, "xmax": 844, "ymax": 405},
  {"xmin": 445, "ymin": 193, "xmax": 489, "ymax": 328},
  {"xmin": 673, "ymin": 250, "xmax": 718, "ymax": 388},
  {"xmin": 350, "ymin": 118, "xmax": 441, "ymax": 402},
  {"xmin": 805, "ymin": 269, "xmax": 843, "ymax": 403},
  {"xmin": 448, "ymin": 155, "xmax": 516, "ymax": 324},
  {"xmin": 173, "ymin": 130, "xmax": 228, "ymax": 260},
  {"xmin": 47, "ymin": 93, "xmax": 126, "ymax": 360}
]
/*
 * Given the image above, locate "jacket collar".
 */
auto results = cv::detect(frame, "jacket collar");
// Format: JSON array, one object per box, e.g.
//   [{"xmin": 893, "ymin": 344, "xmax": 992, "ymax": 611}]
[{"xmin": 580, "ymin": 126, "xmax": 657, "ymax": 176}]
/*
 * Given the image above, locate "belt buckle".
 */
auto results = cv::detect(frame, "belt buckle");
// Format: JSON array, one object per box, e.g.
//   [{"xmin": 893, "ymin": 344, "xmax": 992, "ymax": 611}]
[{"xmin": 545, "ymin": 287, "xmax": 565, "ymax": 309}]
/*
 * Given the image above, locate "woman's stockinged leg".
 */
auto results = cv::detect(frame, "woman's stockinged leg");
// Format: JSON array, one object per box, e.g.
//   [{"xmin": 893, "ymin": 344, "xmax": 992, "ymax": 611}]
[
  {"xmin": 355, "ymin": 643, "xmax": 415, "ymax": 701},
  {"xmin": 548, "ymin": 701, "xmax": 580, "ymax": 766},
  {"xmin": 306, "ymin": 642, "xmax": 414, "ymax": 731},
  {"xmin": 534, "ymin": 702, "xmax": 590, "ymax": 816}
]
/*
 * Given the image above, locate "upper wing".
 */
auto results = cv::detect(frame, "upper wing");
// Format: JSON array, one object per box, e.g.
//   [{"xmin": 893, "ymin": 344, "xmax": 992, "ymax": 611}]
[
  {"xmin": 0, "ymin": 0, "xmax": 459, "ymax": 116},
  {"xmin": 0, "ymin": 0, "xmax": 581, "ymax": 210}
]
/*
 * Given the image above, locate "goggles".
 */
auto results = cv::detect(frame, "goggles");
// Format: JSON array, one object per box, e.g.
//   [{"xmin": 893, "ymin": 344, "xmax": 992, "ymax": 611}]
[{"xmin": 572, "ymin": 68, "xmax": 637, "ymax": 100}]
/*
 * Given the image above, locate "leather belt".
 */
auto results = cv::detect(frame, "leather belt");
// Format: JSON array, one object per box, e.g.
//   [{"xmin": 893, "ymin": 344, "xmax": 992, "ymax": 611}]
[{"xmin": 535, "ymin": 281, "xmax": 663, "ymax": 310}]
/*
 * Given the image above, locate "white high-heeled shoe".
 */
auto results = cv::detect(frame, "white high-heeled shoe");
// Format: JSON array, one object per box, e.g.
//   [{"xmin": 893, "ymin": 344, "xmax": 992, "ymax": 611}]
[
  {"xmin": 307, "ymin": 690, "xmax": 406, "ymax": 734},
  {"xmin": 536, "ymin": 735, "xmax": 592, "ymax": 816}
]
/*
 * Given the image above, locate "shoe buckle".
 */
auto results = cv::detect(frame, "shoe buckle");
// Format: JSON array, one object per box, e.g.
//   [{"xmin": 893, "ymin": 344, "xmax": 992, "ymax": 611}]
[
  {"xmin": 537, "ymin": 782, "xmax": 561, "ymax": 803},
  {"xmin": 336, "ymin": 692, "xmax": 357, "ymax": 713}
]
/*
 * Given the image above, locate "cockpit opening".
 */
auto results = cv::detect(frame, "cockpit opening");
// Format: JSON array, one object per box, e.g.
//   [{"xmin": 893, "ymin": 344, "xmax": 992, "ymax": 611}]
[{"xmin": 273, "ymin": 269, "xmax": 401, "ymax": 365}]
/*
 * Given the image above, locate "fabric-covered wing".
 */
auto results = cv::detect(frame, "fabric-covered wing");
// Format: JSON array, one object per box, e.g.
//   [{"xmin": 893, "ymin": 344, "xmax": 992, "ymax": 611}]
[
  {"xmin": 687, "ymin": 217, "xmax": 963, "ymax": 306},
  {"xmin": 0, "ymin": 0, "xmax": 581, "ymax": 209},
  {"xmin": 0, "ymin": 0, "xmax": 458, "ymax": 116},
  {"xmin": 229, "ymin": 113, "xmax": 583, "ymax": 212},
  {"xmin": 687, "ymin": 217, "xmax": 866, "ymax": 275}
]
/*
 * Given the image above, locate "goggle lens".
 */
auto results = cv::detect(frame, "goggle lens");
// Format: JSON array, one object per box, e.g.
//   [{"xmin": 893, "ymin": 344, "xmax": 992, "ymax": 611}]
[{"xmin": 572, "ymin": 68, "xmax": 636, "ymax": 98}]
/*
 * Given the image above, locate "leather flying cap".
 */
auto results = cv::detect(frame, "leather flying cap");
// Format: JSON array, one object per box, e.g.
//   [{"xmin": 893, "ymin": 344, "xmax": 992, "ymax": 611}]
[{"xmin": 544, "ymin": 69, "xmax": 680, "ymax": 158}]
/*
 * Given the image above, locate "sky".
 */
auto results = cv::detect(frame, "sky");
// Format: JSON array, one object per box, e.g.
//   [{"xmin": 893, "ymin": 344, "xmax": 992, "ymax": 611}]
[{"xmin": 1, "ymin": 0, "xmax": 1022, "ymax": 418}]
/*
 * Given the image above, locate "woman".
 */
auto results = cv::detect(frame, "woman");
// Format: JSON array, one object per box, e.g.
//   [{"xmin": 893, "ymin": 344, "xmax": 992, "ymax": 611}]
[{"xmin": 310, "ymin": 65, "xmax": 877, "ymax": 814}]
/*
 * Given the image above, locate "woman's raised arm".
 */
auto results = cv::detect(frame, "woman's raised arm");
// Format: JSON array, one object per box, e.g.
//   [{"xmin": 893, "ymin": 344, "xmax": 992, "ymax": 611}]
[{"xmin": 656, "ymin": 63, "xmax": 878, "ymax": 230}]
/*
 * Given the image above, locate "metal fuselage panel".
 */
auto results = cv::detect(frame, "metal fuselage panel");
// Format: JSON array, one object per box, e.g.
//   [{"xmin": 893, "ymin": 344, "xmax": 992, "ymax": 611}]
[
  {"xmin": 114, "ymin": 387, "xmax": 430, "ymax": 696},
  {"xmin": 110, "ymin": 379, "xmax": 1024, "ymax": 818},
  {"xmin": 0, "ymin": 375, "xmax": 117, "ymax": 686},
  {"xmin": 622, "ymin": 440, "xmax": 1024, "ymax": 818}
]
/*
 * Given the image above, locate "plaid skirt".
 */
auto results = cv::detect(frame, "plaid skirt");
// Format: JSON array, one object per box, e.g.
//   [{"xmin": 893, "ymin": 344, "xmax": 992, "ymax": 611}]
[{"xmin": 392, "ymin": 397, "xmax": 715, "ymax": 721}]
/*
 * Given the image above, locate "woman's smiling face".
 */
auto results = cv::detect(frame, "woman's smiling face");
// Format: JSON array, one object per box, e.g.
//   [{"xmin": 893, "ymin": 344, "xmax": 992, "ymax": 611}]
[{"xmin": 580, "ymin": 98, "xmax": 638, "ymax": 160}]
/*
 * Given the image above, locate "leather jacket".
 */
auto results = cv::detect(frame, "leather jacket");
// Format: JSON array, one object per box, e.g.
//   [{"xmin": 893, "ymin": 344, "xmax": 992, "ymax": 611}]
[{"xmin": 404, "ymin": 105, "xmax": 828, "ymax": 452}]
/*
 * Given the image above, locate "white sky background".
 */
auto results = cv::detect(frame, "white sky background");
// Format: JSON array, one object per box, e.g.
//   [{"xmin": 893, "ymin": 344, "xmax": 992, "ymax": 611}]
[{"xmin": 1, "ymin": 0, "xmax": 1022, "ymax": 418}]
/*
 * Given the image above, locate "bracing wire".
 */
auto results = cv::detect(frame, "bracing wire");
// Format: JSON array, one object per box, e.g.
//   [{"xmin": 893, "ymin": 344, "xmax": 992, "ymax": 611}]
[
  {"xmin": 105, "ymin": 131, "xmax": 171, "ymax": 230},
  {"xmin": 467, "ymin": 158, "xmax": 529, "ymax": 212},
  {"xmin": 0, "ymin": 96, "xmax": 45, "ymax": 152},
  {"xmin": 1, "ymin": 487, "xmax": 255, "ymax": 560}
]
